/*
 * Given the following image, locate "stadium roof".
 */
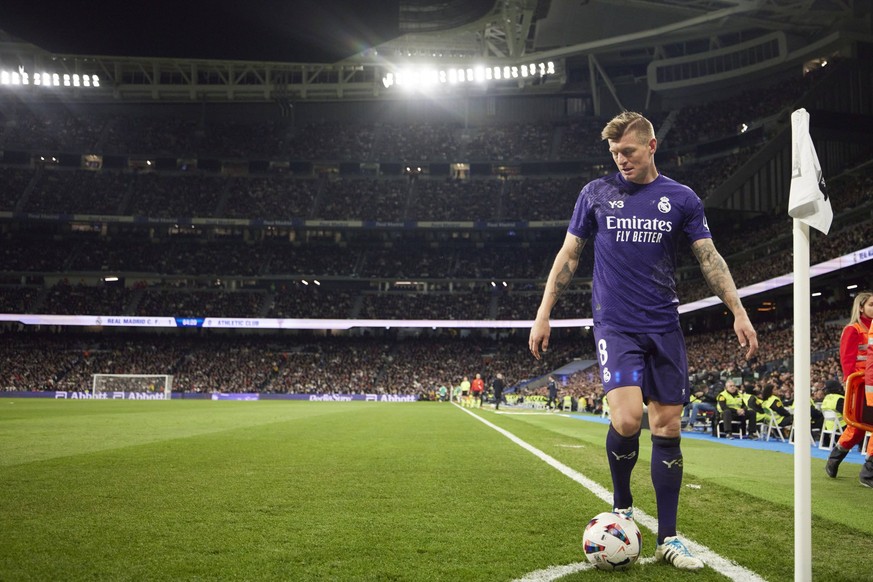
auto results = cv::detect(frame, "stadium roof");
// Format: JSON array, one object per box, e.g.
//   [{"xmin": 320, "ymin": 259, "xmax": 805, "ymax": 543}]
[
  {"xmin": 360, "ymin": 1, "xmax": 870, "ymax": 69},
  {"xmin": 0, "ymin": 0, "xmax": 869, "ymax": 103},
  {"xmin": 1, "ymin": 0, "xmax": 867, "ymax": 66}
]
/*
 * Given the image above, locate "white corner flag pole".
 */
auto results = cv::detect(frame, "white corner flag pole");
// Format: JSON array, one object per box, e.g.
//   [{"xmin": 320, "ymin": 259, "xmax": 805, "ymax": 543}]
[
  {"xmin": 792, "ymin": 218, "xmax": 812, "ymax": 582},
  {"xmin": 788, "ymin": 107, "xmax": 832, "ymax": 582}
]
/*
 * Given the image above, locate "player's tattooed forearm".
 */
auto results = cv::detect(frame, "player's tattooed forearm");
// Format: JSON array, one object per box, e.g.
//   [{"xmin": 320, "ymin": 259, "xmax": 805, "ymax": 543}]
[
  {"xmin": 694, "ymin": 242, "xmax": 741, "ymax": 310},
  {"xmin": 551, "ymin": 262, "xmax": 574, "ymax": 298},
  {"xmin": 572, "ymin": 237, "xmax": 587, "ymax": 260}
]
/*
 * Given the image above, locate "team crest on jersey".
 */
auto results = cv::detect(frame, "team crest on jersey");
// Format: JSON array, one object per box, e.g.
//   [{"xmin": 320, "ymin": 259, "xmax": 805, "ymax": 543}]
[
  {"xmin": 602, "ymin": 367, "xmax": 611, "ymax": 383},
  {"xmin": 657, "ymin": 196, "xmax": 671, "ymax": 213}
]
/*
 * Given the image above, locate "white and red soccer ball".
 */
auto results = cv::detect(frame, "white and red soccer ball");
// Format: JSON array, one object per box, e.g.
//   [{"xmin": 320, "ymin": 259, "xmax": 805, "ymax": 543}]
[{"xmin": 582, "ymin": 512, "xmax": 642, "ymax": 571}]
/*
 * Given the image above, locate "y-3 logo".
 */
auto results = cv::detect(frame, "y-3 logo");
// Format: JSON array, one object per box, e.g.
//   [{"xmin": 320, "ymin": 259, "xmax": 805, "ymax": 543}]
[
  {"xmin": 662, "ymin": 458, "xmax": 683, "ymax": 469},
  {"xmin": 611, "ymin": 451, "xmax": 637, "ymax": 461},
  {"xmin": 608, "ymin": 200, "xmax": 624, "ymax": 208}
]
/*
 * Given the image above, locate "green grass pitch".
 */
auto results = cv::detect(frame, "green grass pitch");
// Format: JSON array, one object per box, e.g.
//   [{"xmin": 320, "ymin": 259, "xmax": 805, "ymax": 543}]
[{"xmin": 1, "ymin": 400, "xmax": 871, "ymax": 581}]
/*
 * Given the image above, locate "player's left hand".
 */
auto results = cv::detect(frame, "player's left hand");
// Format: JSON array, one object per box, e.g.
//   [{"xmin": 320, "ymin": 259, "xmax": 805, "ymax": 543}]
[
  {"xmin": 529, "ymin": 316, "xmax": 551, "ymax": 360},
  {"xmin": 734, "ymin": 311, "xmax": 758, "ymax": 360}
]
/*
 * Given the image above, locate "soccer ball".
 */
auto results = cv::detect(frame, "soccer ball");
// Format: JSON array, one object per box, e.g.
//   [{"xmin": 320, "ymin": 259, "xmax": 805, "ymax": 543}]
[{"xmin": 582, "ymin": 511, "xmax": 642, "ymax": 571}]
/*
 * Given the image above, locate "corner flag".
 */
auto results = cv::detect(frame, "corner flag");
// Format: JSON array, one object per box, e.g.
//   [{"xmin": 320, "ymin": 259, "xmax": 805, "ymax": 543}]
[
  {"xmin": 789, "ymin": 107, "xmax": 831, "ymax": 582},
  {"xmin": 788, "ymin": 108, "xmax": 832, "ymax": 235}
]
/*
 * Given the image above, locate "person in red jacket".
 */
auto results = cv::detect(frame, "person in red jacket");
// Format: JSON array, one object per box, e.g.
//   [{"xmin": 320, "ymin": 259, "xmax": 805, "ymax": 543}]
[
  {"xmin": 470, "ymin": 373, "xmax": 485, "ymax": 408},
  {"xmin": 825, "ymin": 290, "xmax": 873, "ymax": 487}
]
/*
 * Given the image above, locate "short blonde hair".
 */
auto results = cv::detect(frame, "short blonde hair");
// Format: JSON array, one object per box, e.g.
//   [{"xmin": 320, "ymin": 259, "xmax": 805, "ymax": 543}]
[
  {"xmin": 601, "ymin": 111, "xmax": 655, "ymax": 143},
  {"xmin": 848, "ymin": 291, "xmax": 873, "ymax": 326}
]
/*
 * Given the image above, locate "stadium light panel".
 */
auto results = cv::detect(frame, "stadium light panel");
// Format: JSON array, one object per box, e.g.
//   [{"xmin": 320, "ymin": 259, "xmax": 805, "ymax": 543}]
[
  {"xmin": 380, "ymin": 59, "xmax": 556, "ymax": 92},
  {"xmin": 847, "ymin": 284, "xmax": 858, "ymax": 289},
  {"xmin": 0, "ymin": 69, "xmax": 100, "ymax": 89}
]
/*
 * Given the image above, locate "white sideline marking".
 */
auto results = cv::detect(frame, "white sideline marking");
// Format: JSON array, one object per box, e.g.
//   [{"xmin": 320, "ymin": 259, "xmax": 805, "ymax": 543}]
[
  {"xmin": 515, "ymin": 557, "xmax": 656, "ymax": 581},
  {"xmin": 454, "ymin": 404, "xmax": 767, "ymax": 582}
]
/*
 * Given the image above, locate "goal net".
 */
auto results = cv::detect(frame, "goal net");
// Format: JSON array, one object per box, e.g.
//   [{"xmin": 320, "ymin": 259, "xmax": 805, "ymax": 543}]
[{"xmin": 92, "ymin": 374, "xmax": 173, "ymax": 399}]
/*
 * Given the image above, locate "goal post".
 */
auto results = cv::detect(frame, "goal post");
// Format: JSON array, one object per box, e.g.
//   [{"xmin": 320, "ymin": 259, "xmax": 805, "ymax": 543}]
[{"xmin": 91, "ymin": 374, "xmax": 173, "ymax": 399}]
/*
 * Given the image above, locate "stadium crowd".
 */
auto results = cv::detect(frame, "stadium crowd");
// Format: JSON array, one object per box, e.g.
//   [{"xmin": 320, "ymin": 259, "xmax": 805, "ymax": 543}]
[
  {"xmin": 0, "ymin": 307, "xmax": 847, "ymax": 424},
  {"xmin": 1, "ymin": 173, "xmax": 870, "ymax": 319}
]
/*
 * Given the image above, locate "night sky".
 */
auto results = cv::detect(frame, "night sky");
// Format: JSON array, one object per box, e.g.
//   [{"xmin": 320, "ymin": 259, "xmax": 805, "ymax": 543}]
[{"xmin": 0, "ymin": 0, "xmax": 400, "ymax": 63}]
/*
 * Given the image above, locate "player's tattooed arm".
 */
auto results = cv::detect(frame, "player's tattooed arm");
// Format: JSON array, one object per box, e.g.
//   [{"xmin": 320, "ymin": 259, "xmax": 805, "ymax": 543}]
[
  {"xmin": 692, "ymin": 238, "xmax": 759, "ymax": 359},
  {"xmin": 531, "ymin": 234, "xmax": 587, "ymax": 359},
  {"xmin": 692, "ymin": 238, "xmax": 741, "ymax": 310},
  {"xmin": 550, "ymin": 236, "xmax": 587, "ymax": 300}
]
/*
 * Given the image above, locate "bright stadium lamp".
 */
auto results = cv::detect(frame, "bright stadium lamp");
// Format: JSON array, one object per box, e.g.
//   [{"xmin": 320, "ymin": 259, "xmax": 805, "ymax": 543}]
[{"xmin": 0, "ymin": 69, "xmax": 100, "ymax": 90}]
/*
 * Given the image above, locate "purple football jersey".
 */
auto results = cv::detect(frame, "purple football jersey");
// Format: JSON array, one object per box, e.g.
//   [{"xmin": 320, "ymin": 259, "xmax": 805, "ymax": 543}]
[{"xmin": 567, "ymin": 172, "xmax": 711, "ymax": 332}]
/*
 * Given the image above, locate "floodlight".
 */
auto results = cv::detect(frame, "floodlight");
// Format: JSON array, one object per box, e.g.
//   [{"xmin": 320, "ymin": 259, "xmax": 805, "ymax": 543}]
[{"xmin": 423, "ymin": 69, "xmax": 439, "ymax": 86}]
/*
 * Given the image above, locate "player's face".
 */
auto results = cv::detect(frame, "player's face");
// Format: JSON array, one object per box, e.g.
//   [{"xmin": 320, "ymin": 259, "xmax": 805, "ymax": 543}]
[{"xmin": 608, "ymin": 131, "xmax": 657, "ymax": 185}]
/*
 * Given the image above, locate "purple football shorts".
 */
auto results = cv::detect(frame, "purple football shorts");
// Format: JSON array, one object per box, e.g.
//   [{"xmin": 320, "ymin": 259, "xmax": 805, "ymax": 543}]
[{"xmin": 592, "ymin": 326, "xmax": 691, "ymax": 405}]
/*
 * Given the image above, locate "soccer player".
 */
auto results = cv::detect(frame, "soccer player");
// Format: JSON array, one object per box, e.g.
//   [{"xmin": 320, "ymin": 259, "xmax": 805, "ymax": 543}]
[{"xmin": 529, "ymin": 111, "xmax": 757, "ymax": 570}]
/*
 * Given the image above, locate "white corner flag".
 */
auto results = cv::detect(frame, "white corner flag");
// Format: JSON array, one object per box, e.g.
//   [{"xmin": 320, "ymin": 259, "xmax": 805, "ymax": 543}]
[
  {"xmin": 789, "ymin": 107, "xmax": 831, "ymax": 582},
  {"xmin": 788, "ymin": 108, "xmax": 832, "ymax": 235}
]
